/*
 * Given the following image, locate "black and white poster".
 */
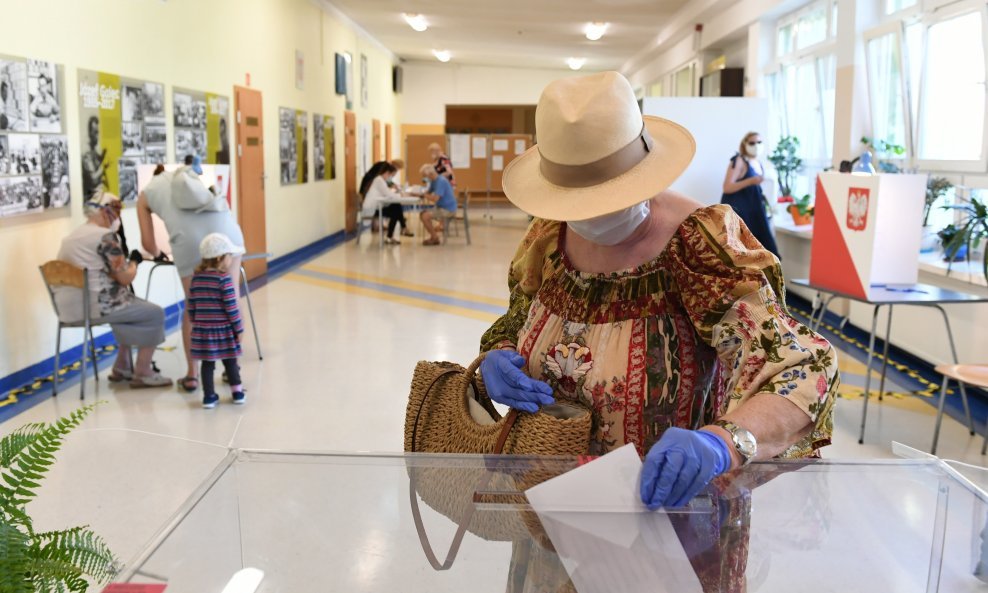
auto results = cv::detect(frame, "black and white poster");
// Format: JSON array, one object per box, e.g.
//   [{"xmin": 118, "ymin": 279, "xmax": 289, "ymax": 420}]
[
  {"xmin": 40, "ymin": 135, "xmax": 69, "ymax": 208},
  {"xmin": 279, "ymin": 107, "xmax": 297, "ymax": 185},
  {"xmin": 78, "ymin": 69, "xmax": 166, "ymax": 203},
  {"xmin": 27, "ymin": 60, "xmax": 60, "ymax": 133},
  {"xmin": 0, "ymin": 58, "xmax": 28, "ymax": 131},
  {"xmin": 173, "ymin": 87, "xmax": 229, "ymax": 164},
  {"xmin": 0, "ymin": 176, "xmax": 43, "ymax": 216},
  {"xmin": 8, "ymin": 133, "xmax": 40, "ymax": 174}
]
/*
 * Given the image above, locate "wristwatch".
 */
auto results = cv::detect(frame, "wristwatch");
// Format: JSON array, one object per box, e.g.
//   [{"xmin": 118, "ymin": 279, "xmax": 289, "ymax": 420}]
[{"xmin": 713, "ymin": 420, "xmax": 757, "ymax": 466}]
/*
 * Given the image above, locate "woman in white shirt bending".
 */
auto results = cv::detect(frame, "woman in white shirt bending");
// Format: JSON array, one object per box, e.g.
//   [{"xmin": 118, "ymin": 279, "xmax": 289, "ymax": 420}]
[{"xmin": 361, "ymin": 163, "xmax": 409, "ymax": 245}]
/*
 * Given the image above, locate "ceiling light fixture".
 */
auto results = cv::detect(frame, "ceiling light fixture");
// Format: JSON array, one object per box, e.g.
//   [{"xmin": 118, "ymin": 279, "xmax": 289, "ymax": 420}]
[
  {"xmin": 584, "ymin": 22, "xmax": 609, "ymax": 41},
  {"xmin": 432, "ymin": 49, "xmax": 451, "ymax": 63},
  {"xmin": 566, "ymin": 57, "xmax": 586, "ymax": 70},
  {"xmin": 402, "ymin": 13, "xmax": 428, "ymax": 32}
]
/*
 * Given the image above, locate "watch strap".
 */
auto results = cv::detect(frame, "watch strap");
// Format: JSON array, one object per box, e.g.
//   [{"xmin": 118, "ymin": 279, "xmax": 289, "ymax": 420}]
[{"xmin": 713, "ymin": 419, "xmax": 754, "ymax": 465}]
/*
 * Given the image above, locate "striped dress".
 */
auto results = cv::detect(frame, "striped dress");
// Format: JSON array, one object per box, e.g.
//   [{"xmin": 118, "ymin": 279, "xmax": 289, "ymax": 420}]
[{"xmin": 188, "ymin": 270, "xmax": 243, "ymax": 360}]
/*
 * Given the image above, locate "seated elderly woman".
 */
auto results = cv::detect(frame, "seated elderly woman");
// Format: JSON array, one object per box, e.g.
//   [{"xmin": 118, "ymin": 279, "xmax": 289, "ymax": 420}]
[{"xmin": 55, "ymin": 193, "xmax": 171, "ymax": 388}]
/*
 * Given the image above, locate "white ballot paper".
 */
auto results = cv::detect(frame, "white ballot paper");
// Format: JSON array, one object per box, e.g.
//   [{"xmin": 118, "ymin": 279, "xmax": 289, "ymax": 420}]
[{"xmin": 525, "ymin": 444, "xmax": 703, "ymax": 593}]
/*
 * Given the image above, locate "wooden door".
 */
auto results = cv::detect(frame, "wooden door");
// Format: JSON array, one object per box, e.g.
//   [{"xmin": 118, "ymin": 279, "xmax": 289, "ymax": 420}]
[
  {"xmin": 234, "ymin": 86, "xmax": 267, "ymax": 279},
  {"xmin": 344, "ymin": 111, "xmax": 357, "ymax": 233},
  {"xmin": 384, "ymin": 123, "xmax": 392, "ymax": 161},
  {"xmin": 372, "ymin": 119, "xmax": 381, "ymax": 162}
]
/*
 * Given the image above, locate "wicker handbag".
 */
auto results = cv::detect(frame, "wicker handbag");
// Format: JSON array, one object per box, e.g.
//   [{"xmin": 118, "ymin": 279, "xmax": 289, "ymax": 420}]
[{"xmin": 404, "ymin": 352, "xmax": 593, "ymax": 570}]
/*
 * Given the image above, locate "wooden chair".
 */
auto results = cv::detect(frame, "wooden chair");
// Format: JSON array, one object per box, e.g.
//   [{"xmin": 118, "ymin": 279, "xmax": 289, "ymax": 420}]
[
  {"xmin": 441, "ymin": 189, "xmax": 472, "ymax": 246},
  {"xmin": 39, "ymin": 260, "xmax": 106, "ymax": 399},
  {"xmin": 932, "ymin": 364, "xmax": 988, "ymax": 455}
]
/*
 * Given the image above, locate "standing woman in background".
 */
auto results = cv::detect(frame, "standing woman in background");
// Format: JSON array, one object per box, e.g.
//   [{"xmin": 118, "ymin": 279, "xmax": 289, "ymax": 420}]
[
  {"xmin": 427, "ymin": 142, "xmax": 455, "ymax": 187},
  {"xmin": 720, "ymin": 132, "xmax": 779, "ymax": 258}
]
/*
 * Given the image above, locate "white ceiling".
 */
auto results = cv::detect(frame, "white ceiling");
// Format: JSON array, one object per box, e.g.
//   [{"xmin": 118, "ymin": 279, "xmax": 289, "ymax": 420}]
[{"xmin": 325, "ymin": 0, "xmax": 693, "ymax": 71}]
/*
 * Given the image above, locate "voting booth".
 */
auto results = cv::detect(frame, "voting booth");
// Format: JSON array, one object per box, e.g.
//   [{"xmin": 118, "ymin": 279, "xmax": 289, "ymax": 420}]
[{"xmin": 810, "ymin": 172, "xmax": 927, "ymax": 299}]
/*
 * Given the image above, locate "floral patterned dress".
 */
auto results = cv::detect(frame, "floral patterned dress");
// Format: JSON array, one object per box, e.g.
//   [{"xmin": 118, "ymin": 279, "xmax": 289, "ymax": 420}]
[
  {"xmin": 481, "ymin": 204, "xmax": 837, "ymax": 458},
  {"xmin": 482, "ymin": 205, "xmax": 839, "ymax": 593}
]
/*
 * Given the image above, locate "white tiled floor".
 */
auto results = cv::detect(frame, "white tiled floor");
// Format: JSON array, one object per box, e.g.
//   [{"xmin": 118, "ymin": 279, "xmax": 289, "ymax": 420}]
[{"xmin": 5, "ymin": 207, "xmax": 988, "ymax": 589}]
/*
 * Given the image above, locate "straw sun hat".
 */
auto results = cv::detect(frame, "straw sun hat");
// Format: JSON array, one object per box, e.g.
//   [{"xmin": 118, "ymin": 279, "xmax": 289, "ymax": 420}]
[{"xmin": 502, "ymin": 71, "xmax": 695, "ymax": 222}]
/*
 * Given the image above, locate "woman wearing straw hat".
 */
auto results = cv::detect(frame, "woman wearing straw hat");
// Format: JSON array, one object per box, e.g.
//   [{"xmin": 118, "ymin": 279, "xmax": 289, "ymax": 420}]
[{"xmin": 479, "ymin": 72, "xmax": 838, "ymax": 587}]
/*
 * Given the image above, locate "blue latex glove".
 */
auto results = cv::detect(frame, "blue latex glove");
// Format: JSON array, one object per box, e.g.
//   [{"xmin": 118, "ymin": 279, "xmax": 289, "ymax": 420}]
[
  {"xmin": 480, "ymin": 350, "xmax": 555, "ymax": 413},
  {"xmin": 640, "ymin": 427, "xmax": 732, "ymax": 509}
]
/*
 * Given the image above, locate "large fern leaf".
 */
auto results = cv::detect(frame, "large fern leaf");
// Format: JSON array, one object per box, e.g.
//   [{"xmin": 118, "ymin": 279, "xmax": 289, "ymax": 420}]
[
  {"xmin": 33, "ymin": 526, "xmax": 117, "ymax": 583},
  {"xmin": 0, "ymin": 423, "xmax": 46, "ymax": 467},
  {"xmin": 0, "ymin": 404, "xmax": 98, "ymax": 529},
  {"xmin": 0, "ymin": 521, "xmax": 32, "ymax": 593}
]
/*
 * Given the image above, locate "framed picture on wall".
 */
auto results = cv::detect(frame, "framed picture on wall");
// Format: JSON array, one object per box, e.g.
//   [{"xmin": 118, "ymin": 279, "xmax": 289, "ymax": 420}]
[{"xmin": 360, "ymin": 54, "xmax": 368, "ymax": 108}]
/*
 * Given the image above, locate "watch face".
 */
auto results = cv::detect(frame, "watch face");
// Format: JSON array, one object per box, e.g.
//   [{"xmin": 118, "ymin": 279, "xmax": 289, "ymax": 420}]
[{"xmin": 736, "ymin": 429, "xmax": 757, "ymax": 457}]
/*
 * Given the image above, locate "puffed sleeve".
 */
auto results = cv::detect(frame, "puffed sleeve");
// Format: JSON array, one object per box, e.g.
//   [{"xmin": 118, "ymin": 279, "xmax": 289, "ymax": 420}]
[
  {"xmin": 479, "ymin": 218, "xmax": 561, "ymax": 352},
  {"xmin": 669, "ymin": 205, "xmax": 838, "ymax": 458}
]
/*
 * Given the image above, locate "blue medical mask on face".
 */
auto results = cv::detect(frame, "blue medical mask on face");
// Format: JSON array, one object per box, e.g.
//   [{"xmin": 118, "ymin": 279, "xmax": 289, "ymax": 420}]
[
  {"xmin": 422, "ymin": 177, "xmax": 429, "ymax": 185},
  {"xmin": 567, "ymin": 200, "xmax": 650, "ymax": 246}
]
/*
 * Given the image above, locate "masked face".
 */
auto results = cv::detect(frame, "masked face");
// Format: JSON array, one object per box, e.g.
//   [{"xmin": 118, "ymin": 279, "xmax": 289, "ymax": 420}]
[
  {"xmin": 567, "ymin": 200, "xmax": 650, "ymax": 246},
  {"xmin": 108, "ymin": 216, "xmax": 121, "ymax": 233},
  {"xmin": 745, "ymin": 139, "xmax": 763, "ymax": 158}
]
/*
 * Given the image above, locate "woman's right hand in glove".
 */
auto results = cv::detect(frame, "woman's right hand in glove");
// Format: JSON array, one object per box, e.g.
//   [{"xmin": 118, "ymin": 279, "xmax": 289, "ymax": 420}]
[{"xmin": 480, "ymin": 350, "xmax": 555, "ymax": 413}]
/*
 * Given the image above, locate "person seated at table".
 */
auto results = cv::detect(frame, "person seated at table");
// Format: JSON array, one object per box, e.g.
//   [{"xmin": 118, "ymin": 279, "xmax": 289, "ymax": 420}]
[
  {"xmin": 362, "ymin": 163, "xmax": 409, "ymax": 245},
  {"xmin": 419, "ymin": 164, "xmax": 457, "ymax": 246},
  {"xmin": 55, "ymin": 193, "xmax": 172, "ymax": 388}
]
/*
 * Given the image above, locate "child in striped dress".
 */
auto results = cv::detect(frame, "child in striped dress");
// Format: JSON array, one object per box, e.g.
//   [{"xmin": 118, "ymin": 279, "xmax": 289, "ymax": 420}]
[{"xmin": 189, "ymin": 233, "xmax": 246, "ymax": 408}]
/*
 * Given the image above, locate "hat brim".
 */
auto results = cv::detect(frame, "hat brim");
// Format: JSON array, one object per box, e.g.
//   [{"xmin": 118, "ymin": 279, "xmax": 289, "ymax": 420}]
[{"xmin": 502, "ymin": 116, "xmax": 696, "ymax": 222}]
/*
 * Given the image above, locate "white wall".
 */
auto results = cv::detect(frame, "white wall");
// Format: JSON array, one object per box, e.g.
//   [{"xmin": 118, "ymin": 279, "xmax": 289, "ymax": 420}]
[
  {"xmin": 399, "ymin": 62, "xmax": 580, "ymax": 124},
  {"xmin": 642, "ymin": 97, "xmax": 770, "ymax": 204},
  {"xmin": 0, "ymin": 0, "xmax": 400, "ymax": 379}
]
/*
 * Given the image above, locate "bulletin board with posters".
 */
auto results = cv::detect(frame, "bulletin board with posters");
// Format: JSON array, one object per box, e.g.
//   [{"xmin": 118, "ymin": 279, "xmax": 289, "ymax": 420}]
[
  {"xmin": 78, "ymin": 69, "xmax": 167, "ymax": 202},
  {"xmin": 489, "ymin": 134, "xmax": 531, "ymax": 194},
  {"xmin": 279, "ymin": 107, "xmax": 308, "ymax": 185},
  {"xmin": 173, "ymin": 88, "xmax": 231, "ymax": 165},
  {"xmin": 0, "ymin": 53, "xmax": 69, "ymax": 217},
  {"xmin": 313, "ymin": 113, "xmax": 335, "ymax": 181}
]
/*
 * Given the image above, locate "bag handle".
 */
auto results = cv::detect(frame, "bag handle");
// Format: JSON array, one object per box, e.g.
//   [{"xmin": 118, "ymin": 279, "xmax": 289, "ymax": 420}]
[{"xmin": 409, "ymin": 351, "xmax": 522, "ymax": 570}]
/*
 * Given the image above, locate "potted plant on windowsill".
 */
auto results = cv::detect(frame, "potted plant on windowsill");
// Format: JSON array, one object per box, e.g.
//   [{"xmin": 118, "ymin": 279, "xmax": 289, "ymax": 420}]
[
  {"xmin": 767, "ymin": 136, "xmax": 802, "ymax": 204},
  {"xmin": 788, "ymin": 194, "xmax": 814, "ymax": 226},
  {"xmin": 861, "ymin": 136, "xmax": 906, "ymax": 173},
  {"xmin": 940, "ymin": 195, "xmax": 988, "ymax": 284},
  {"xmin": 922, "ymin": 177, "xmax": 953, "ymax": 253}
]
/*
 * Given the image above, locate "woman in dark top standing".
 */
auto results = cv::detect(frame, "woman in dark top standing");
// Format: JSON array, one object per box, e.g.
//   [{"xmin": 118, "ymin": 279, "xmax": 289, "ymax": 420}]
[
  {"xmin": 720, "ymin": 131, "xmax": 780, "ymax": 257},
  {"xmin": 428, "ymin": 142, "xmax": 455, "ymax": 187}
]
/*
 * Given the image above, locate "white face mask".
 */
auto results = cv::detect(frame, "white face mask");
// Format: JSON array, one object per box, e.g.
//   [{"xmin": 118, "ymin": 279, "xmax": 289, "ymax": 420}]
[
  {"xmin": 108, "ymin": 217, "xmax": 121, "ymax": 233},
  {"xmin": 567, "ymin": 201, "xmax": 650, "ymax": 246},
  {"xmin": 746, "ymin": 143, "xmax": 763, "ymax": 158}
]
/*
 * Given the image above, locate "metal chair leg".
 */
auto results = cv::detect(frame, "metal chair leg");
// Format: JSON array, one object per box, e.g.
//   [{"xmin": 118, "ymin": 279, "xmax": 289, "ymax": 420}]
[
  {"xmin": 931, "ymin": 305, "xmax": 975, "ymax": 435},
  {"xmin": 932, "ymin": 375, "xmax": 950, "ymax": 455},
  {"xmin": 80, "ymin": 318, "xmax": 89, "ymax": 400},
  {"xmin": 88, "ymin": 326, "xmax": 99, "ymax": 384},
  {"xmin": 877, "ymin": 306, "xmax": 893, "ymax": 402},
  {"xmin": 241, "ymin": 266, "xmax": 263, "ymax": 360},
  {"xmin": 53, "ymin": 326, "xmax": 62, "ymax": 397},
  {"xmin": 464, "ymin": 215, "xmax": 471, "ymax": 245},
  {"xmin": 859, "ymin": 305, "xmax": 883, "ymax": 444}
]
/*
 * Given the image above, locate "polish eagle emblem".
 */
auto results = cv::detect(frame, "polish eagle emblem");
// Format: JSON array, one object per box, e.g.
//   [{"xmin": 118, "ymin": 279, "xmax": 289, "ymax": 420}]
[{"xmin": 846, "ymin": 188, "xmax": 870, "ymax": 231}]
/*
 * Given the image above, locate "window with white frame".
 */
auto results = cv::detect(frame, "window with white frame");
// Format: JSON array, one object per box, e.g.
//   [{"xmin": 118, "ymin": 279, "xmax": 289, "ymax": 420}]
[
  {"xmin": 917, "ymin": 8, "xmax": 986, "ymax": 167},
  {"xmin": 864, "ymin": 29, "xmax": 909, "ymax": 154},
  {"xmin": 886, "ymin": 0, "xmax": 918, "ymax": 15},
  {"xmin": 770, "ymin": 0, "xmax": 838, "ymax": 171}
]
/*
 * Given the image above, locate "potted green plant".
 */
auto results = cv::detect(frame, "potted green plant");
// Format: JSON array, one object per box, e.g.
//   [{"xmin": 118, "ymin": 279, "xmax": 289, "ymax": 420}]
[
  {"xmin": 941, "ymin": 196, "xmax": 988, "ymax": 284},
  {"xmin": 1, "ymin": 403, "xmax": 117, "ymax": 592},
  {"xmin": 788, "ymin": 193, "xmax": 814, "ymax": 226},
  {"xmin": 767, "ymin": 136, "xmax": 802, "ymax": 203},
  {"xmin": 860, "ymin": 136, "xmax": 906, "ymax": 173}
]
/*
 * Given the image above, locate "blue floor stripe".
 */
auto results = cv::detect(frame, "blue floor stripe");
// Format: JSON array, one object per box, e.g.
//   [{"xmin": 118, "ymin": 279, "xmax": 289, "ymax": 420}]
[{"xmin": 292, "ymin": 268, "xmax": 508, "ymax": 315}]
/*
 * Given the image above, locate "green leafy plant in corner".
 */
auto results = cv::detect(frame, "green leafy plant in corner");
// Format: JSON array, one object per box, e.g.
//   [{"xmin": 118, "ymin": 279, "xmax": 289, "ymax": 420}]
[
  {"xmin": 940, "ymin": 195, "xmax": 988, "ymax": 285},
  {"xmin": 789, "ymin": 194, "xmax": 814, "ymax": 217},
  {"xmin": 860, "ymin": 136, "xmax": 906, "ymax": 173},
  {"xmin": 0, "ymin": 403, "xmax": 117, "ymax": 593},
  {"xmin": 767, "ymin": 136, "xmax": 803, "ymax": 199},
  {"xmin": 925, "ymin": 177, "xmax": 953, "ymax": 227}
]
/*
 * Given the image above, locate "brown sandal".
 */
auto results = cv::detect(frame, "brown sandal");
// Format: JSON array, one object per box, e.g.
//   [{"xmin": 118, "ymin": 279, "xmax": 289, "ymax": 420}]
[{"xmin": 178, "ymin": 376, "xmax": 199, "ymax": 392}]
